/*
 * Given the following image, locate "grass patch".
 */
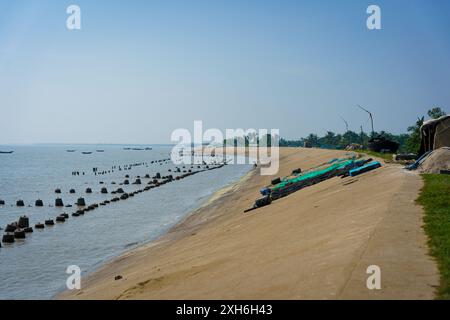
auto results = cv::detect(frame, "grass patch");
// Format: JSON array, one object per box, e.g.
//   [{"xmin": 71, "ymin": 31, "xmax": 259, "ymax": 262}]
[
  {"xmin": 355, "ymin": 150, "xmax": 393, "ymax": 161},
  {"xmin": 417, "ymin": 174, "xmax": 450, "ymax": 299}
]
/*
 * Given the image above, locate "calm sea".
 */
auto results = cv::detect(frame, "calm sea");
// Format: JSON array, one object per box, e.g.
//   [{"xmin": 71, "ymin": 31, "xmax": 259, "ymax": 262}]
[{"xmin": 0, "ymin": 144, "xmax": 251, "ymax": 299}]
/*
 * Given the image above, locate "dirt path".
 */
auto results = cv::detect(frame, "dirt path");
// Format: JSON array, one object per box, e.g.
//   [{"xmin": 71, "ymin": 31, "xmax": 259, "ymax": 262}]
[{"xmin": 59, "ymin": 148, "xmax": 438, "ymax": 299}]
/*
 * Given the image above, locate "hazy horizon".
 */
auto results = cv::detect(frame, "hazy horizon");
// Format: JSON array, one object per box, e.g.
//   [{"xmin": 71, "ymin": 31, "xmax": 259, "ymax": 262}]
[
  {"xmin": 1, "ymin": 0, "xmax": 449, "ymax": 144},
  {"xmin": 0, "ymin": 142, "xmax": 175, "ymax": 146}
]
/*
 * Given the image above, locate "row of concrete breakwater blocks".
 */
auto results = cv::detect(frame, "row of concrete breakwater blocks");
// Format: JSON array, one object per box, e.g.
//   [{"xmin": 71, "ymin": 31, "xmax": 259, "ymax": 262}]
[
  {"xmin": 1, "ymin": 163, "xmax": 226, "ymax": 246},
  {"xmin": 0, "ymin": 164, "xmax": 216, "ymax": 207},
  {"xmin": 245, "ymin": 157, "xmax": 381, "ymax": 212},
  {"xmin": 71, "ymin": 158, "xmax": 172, "ymax": 176}
]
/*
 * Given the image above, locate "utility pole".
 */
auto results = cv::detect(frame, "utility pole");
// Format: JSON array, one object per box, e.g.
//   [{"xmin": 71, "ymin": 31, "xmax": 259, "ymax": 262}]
[
  {"xmin": 357, "ymin": 105, "xmax": 374, "ymax": 137},
  {"xmin": 360, "ymin": 125, "xmax": 364, "ymax": 145},
  {"xmin": 340, "ymin": 116, "xmax": 349, "ymax": 133}
]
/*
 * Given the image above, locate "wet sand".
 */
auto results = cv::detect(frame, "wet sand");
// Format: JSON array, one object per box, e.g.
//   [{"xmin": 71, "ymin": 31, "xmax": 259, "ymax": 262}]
[{"xmin": 59, "ymin": 147, "xmax": 438, "ymax": 299}]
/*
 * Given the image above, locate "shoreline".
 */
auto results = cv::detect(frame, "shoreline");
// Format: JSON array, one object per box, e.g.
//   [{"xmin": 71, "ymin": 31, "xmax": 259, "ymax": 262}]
[
  {"xmin": 55, "ymin": 157, "xmax": 255, "ymax": 299},
  {"xmin": 59, "ymin": 147, "xmax": 439, "ymax": 300}
]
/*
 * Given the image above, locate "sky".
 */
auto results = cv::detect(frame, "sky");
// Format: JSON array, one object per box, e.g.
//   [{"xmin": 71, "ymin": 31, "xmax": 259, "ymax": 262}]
[{"xmin": 0, "ymin": 0, "xmax": 449, "ymax": 144}]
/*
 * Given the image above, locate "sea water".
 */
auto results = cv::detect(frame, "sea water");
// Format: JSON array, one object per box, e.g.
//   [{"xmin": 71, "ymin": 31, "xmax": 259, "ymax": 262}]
[{"xmin": 0, "ymin": 145, "xmax": 251, "ymax": 299}]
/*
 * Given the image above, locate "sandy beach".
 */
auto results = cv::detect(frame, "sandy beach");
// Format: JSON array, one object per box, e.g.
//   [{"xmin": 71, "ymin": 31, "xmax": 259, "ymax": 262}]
[{"xmin": 59, "ymin": 147, "xmax": 439, "ymax": 300}]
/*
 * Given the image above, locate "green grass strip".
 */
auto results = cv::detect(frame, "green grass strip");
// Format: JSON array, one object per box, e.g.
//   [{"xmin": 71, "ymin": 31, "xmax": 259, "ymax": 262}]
[{"xmin": 417, "ymin": 174, "xmax": 450, "ymax": 299}]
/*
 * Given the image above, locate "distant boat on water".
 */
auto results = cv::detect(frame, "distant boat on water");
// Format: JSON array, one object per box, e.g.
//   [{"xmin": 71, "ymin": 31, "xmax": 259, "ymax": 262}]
[
  {"xmin": 66, "ymin": 150, "xmax": 76, "ymax": 152},
  {"xmin": 123, "ymin": 147, "xmax": 151, "ymax": 151},
  {"xmin": 0, "ymin": 151, "xmax": 14, "ymax": 154},
  {"xmin": 82, "ymin": 152, "xmax": 93, "ymax": 155},
  {"xmin": 96, "ymin": 150, "xmax": 105, "ymax": 152}
]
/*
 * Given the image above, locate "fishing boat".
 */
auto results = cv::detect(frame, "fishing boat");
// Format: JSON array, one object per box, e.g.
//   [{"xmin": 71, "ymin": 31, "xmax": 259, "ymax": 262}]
[{"xmin": 0, "ymin": 151, "xmax": 14, "ymax": 154}]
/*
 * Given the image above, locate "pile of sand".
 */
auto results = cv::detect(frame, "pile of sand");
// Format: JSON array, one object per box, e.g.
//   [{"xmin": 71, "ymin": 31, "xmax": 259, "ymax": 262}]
[{"xmin": 419, "ymin": 147, "xmax": 450, "ymax": 174}]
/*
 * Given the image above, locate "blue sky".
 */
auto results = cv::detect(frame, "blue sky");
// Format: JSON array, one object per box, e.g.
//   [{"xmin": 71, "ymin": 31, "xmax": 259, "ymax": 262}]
[{"xmin": 0, "ymin": 0, "xmax": 449, "ymax": 144}]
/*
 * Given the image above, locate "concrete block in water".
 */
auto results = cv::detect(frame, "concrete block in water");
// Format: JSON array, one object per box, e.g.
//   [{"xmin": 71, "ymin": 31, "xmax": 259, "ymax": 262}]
[
  {"xmin": 5, "ymin": 223, "xmax": 17, "ymax": 232},
  {"xmin": 2, "ymin": 234, "xmax": 15, "ymax": 243},
  {"xmin": 14, "ymin": 229, "xmax": 26, "ymax": 239},
  {"xmin": 18, "ymin": 216, "xmax": 29, "ymax": 228},
  {"xmin": 24, "ymin": 227, "xmax": 33, "ymax": 233},
  {"xmin": 55, "ymin": 198, "xmax": 64, "ymax": 207}
]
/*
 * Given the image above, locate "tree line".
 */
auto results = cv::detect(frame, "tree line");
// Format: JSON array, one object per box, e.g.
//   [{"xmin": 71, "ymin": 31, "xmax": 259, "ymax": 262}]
[{"xmin": 280, "ymin": 107, "xmax": 446, "ymax": 154}]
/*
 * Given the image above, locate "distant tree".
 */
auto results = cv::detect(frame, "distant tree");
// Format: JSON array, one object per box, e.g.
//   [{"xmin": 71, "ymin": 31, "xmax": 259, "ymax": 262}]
[
  {"xmin": 258, "ymin": 133, "xmax": 279, "ymax": 147},
  {"xmin": 392, "ymin": 133, "xmax": 410, "ymax": 153},
  {"xmin": 305, "ymin": 133, "xmax": 319, "ymax": 147},
  {"xmin": 279, "ymin": 107, "xmax": 448, "ymax": 152},
  {"xmin": 279, "ymin": 138, "xmax": 289, "ymax": 147},
  {"xmin": 405, "ymin": 116, "xmax": 424, "ymax": 154},
  {"xmin": 403, "ymin": 107, "xmax": 446, "ymax": 153},
  {"xmin": 359, "ymin": 130, "xmax": 370, "ymax": 146},
  {"xmin": 340, "ymin": 130, "xmax": 360, "ymax": 147},
  {"xmin": 427, "ymin": 107, "xmax": 446, "ymax": 119},
  {"xmin": 319, "ymin": 131, "xmax": 335, "ymax": 147},
  {"xmin": 280, "ymin": 138, "xmax": 304, "ymax": 147}
]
